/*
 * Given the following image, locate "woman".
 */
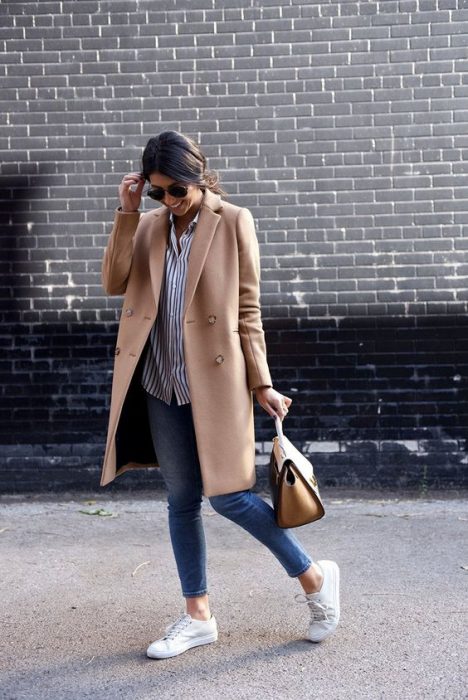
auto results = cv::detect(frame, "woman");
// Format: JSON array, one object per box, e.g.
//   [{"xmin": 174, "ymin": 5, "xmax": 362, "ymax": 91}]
[{"xmin": 100, "ymin": 131, "xmax": 340, "ymax": 659}]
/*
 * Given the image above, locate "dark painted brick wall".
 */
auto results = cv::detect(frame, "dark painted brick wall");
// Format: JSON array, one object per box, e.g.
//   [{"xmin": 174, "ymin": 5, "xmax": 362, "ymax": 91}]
[{"xmin": 1, "ymin": 0, "xmax": 467, "ymax": 492}]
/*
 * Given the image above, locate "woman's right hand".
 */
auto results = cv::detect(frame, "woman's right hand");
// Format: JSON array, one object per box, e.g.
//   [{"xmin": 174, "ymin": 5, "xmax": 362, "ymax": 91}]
[{"xmin": 119, "ymin": 172, "xmax": 145, "ymax": 212}]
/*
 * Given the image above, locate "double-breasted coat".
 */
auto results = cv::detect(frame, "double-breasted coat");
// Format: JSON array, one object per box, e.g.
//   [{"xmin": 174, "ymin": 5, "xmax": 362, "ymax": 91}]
[{"xmin": 99, "ymin": 188, "xmax": 273, "ymax": 497}]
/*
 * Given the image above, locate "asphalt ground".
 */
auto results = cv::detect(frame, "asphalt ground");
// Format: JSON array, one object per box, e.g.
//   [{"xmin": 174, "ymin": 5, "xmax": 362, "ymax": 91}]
[{"xmin": 0, "ymin": 489, "xmax": 466, "ymax": 700}]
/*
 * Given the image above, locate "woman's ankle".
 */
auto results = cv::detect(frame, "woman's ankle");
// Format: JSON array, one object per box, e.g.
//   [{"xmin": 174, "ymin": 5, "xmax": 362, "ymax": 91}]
[
  {"xmin": 185, "ymin": 594, "xmax": 211, "ymax": 621},
  {"xmin": 298, "ymin": 563, "xmax": 324, "ymax": 595},
  {"xmin": 189, "ymin": 611, "xmax": 211, "ymax": 621}
]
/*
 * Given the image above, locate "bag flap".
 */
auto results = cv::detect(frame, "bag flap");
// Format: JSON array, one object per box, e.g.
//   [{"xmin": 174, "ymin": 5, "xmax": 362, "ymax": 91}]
[{"xmin": 272, "ymin": 432, "xmax": 315, "ymax": 482}]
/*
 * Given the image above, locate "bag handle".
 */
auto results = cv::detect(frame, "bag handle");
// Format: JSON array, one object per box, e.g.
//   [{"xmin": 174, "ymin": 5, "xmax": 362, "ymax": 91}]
[{"xmin": 274, "ymin": 414, "xmax": 287, "ymax": 457}]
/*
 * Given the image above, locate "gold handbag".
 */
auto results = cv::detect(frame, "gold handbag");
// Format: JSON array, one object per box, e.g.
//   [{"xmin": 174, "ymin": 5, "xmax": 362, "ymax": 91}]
[{"xmin": 269, "ymin": 416, "xmax": 325, "ymax": 528}]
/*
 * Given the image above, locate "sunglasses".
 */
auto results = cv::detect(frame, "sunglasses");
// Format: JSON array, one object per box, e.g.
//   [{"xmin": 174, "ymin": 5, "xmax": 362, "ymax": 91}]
[{"xmin": 146, "ymin": 183, "xmax": 189, "ymax": 201}]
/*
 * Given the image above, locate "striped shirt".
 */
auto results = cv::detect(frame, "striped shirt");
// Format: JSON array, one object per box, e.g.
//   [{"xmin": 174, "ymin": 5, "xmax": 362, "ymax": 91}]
[{"xmin": 141, "ymin": 210, "xmax": 200, "ymax": 405}]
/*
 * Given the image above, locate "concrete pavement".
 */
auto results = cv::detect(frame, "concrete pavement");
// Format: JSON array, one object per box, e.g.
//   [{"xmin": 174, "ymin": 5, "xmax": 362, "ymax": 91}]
[{"xmin": 0, "ymin": 490, "xmax": 466, "ymax": 700}]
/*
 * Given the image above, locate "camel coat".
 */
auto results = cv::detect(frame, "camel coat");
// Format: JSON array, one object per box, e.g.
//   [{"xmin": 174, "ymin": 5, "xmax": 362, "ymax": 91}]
[{"xmin": 99, "ymin": 188, "xmax": 273, "ymax": 497}]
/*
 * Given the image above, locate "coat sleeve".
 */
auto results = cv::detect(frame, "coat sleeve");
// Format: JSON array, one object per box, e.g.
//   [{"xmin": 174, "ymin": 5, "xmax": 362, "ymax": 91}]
[
  {"xmin": 101, "ymin": 208, "xmax": 141, "ymax": 296},
  {"xmin": 236, "ymin": 207, "xmax": 273, "ymax": 391}
]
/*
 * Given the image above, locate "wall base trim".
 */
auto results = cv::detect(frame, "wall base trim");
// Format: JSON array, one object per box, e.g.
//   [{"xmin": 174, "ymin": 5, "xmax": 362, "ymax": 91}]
[{"xmin": 1, "ymin": 440, "xmax": 466, "ymax": 492}]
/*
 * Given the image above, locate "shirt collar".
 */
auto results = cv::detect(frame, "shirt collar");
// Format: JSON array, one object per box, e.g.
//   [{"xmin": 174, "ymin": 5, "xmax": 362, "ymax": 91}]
[{"xmin": 169, "ymin": 209, "xmax": 200, "ymax": 230}]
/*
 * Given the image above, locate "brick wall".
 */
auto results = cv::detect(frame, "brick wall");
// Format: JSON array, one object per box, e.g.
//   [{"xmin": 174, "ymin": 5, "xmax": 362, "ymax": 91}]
[{"xmin": 1, "ymin": 0, "xmax": 467, "ymax": 492}]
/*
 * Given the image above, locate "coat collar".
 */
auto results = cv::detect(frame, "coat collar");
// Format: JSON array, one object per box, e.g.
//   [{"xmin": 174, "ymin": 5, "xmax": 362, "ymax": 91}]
[
  {"xmin": 148, "ymin": 189, "xmax": 223, "ymax": 318},
  {"xmin": 201, "ymin": 188, "xmax": 223, "ymax": 213}
]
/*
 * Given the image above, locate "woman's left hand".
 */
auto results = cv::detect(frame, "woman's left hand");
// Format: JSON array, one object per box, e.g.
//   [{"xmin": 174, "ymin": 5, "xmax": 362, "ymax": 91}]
[{"xmin": 254, "ymin": 386, "xmax": 293, "ymax": 420}]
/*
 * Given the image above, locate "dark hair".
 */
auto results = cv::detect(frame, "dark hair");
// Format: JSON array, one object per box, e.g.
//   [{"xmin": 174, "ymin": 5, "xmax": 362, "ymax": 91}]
[{"xmin": 141, "ymin": 131, "xmax": 225, "ymax": 195}]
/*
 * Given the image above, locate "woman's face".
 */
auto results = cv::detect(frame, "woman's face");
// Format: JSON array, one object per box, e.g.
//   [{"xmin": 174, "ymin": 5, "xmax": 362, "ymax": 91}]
[{"xmin": 148, "ymin": 172, "xmax": 203, "ymax": 218}]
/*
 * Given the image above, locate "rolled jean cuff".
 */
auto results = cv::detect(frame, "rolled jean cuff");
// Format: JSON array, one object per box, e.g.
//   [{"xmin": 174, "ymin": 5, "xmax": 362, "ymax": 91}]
[
  {"xmin": 183, "ymin": 589, "xmax": 209, "ymax": 598},
  {"xmin": 288, "ymin": 558, "xmax": 313, "ymax": 579}
]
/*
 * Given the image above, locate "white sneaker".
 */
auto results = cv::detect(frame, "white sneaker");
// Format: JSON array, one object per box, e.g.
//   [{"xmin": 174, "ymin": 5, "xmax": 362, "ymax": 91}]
[
  {"xmin": 295, "ymin": 559, "xmax": 340, "ymax": 642},
  {"xmin": 146, "ymin": 613, "xmax": 218, "ymax": 659}
]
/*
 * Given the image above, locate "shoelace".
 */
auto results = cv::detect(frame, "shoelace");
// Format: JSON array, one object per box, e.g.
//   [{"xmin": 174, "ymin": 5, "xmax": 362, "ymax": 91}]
[
  {"xmin": 164, "ymin": 614, "xmax": 192, "ymax": 640},
  {"xmin": 295, "ymin": 593, "xmax": 333, "ymax": 623}
]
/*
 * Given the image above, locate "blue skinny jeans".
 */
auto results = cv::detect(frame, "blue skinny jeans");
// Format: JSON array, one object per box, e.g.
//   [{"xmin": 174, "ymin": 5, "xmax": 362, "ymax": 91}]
[{"xmin": 146, "ymin": 390, "xmax": 313, "ymax": 598}]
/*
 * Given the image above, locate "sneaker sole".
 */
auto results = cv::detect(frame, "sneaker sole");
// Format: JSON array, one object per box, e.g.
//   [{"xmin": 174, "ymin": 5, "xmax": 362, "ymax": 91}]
[
  {"xmin": 308, "ymin": 560, "xmax": 340, "ymax": 643},
  {"xmin": 146, "ymin": 630, "xmax": 218, "ymax": 659}
]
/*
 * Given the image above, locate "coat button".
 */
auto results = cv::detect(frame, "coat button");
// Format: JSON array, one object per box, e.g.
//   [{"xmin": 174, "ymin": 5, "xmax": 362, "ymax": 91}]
[
  {"xmin": 208, "ymin": 315, "xmax": 216, "ymax": 325},
  {"xmin": 115, "ymin": 347, "xmax": 120, "ymax": 355},
  {"xmin": 215, "ymin": 354, "xmax": 224, "ymax": 364},
  {"xmin": 125, "ymin": 308, "xmax": 133, "ymax": 316}
]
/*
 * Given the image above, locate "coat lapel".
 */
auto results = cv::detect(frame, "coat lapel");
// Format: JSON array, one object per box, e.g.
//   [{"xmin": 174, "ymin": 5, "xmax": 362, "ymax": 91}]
[
  {"xmin": 183, "ymin": 199, "xmax": 222, "ymax": 318},
  {"xmin": 148, "ymin": 207, "xmax": 170, "ymax": 309}
]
